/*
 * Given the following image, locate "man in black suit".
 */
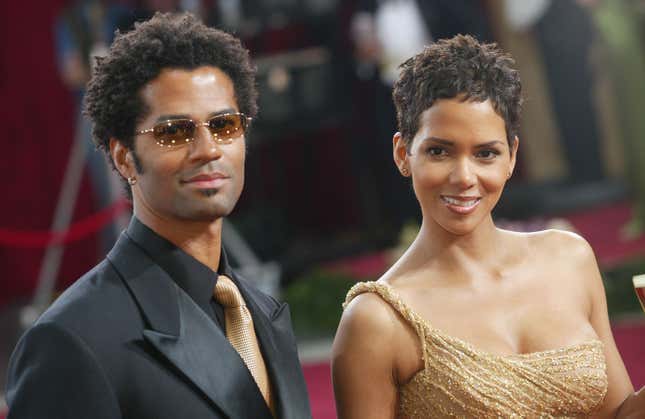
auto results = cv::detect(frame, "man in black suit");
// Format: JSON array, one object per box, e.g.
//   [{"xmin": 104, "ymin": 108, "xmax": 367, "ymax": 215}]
[{"xmin": 6, "ymin": 12, "xmax": 311, "ymax": 419}]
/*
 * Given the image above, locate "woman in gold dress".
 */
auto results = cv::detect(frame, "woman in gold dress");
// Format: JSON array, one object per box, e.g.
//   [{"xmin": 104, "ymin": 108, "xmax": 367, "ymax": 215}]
[{"xmin": 332, "ymin": 34, "xmax": 644, "ymax": 418}]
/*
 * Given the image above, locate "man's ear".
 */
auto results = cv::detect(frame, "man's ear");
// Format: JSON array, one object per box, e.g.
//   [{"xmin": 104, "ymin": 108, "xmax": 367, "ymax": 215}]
[
  {"xmin": 393, "ymin": 132, "xmax": 410, "ymax": 176},
  {"xmin": 109, "ymin": 138, "xmax": 135, "ymax": 180}
]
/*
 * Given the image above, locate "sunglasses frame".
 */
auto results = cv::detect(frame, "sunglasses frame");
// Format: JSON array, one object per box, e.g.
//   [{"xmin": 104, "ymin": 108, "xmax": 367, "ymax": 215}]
[{"xmin": 136, "ymin": 112, "xmax": 251, "ymax": 148}]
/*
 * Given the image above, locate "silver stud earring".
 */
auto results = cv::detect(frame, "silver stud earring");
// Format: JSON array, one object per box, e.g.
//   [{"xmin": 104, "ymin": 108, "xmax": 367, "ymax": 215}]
[{"xmin": 127, "ymin": 176, "xmax": 137, "ymax": 186}]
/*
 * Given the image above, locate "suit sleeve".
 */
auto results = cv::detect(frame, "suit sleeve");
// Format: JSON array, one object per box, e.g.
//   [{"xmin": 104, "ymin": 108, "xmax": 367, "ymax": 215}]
[{"xmin": 6, "ymin": 322, "xmax": 122, "ymax": 419}]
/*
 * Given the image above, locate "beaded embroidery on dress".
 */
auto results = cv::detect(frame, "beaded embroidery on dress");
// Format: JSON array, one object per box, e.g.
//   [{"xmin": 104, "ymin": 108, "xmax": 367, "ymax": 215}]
[{"xmin": 343, "ymin": 282, "xmax": 608, "ymax": 418}]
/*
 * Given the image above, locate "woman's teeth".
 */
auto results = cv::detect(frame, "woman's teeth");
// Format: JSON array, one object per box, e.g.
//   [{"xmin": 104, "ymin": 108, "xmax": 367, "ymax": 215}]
[{"xmin": 442, "ymin": 196, "xmax": 480, "ymax": 207}]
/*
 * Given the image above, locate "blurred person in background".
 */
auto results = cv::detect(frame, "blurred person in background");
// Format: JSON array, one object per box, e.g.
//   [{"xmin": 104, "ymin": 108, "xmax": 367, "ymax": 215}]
[
  {"xmin": 491, "ymin": 0, "xmax": 608, "ymax": 186},
  {"xmin": 132, "ymin": 0, "xmax": 245, "ymax": 33},
  {"xmin": 349, "ymin": 0, "xmax": 492, "ymax": 237},
  {"xmin": 332, "ymin": 35, "xmax": 645, "ymax": 417},
  {"xmin": 580, "ymin": 0, "xmax": 645, "ymax": 239},
  {"xmin": 129, "ymin": 0, "xmax": 182, "ymax": 20},
  {"xmin": 531, "ymin": 0, "xmax": 607, "ymax": 184},
  {"xmin": 6, "ymin": 12, "xmax": 311, "ymax": 419},
  {"xmin": 54, "ymin": 0, "xmax": 137, "ymax": 252}
]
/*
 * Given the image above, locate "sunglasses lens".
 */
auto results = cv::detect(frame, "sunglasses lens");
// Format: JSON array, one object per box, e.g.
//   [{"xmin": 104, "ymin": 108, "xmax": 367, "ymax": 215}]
[
  {"xmin": 153, "ymin": 120, "xmax": 195, "ymax": 146},
  {"xmin": 208, "ymin": 114, "xmax": 246, "ymax": 142}
]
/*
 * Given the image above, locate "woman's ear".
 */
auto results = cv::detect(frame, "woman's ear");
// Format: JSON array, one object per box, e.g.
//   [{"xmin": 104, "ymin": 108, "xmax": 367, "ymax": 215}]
[
  {"xmin": 508, "ymin": 135, "xmax": 520, "ymax": 178},
  {"xmin": 393, "ymin": 132, "xmax": 410, "ymax": 177}
]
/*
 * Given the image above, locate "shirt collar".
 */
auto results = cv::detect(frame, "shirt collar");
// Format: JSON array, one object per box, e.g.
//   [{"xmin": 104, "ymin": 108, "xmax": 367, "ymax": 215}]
[{"xmin": 126, "ymin": 216, "xmax": 233, "ymax": 310}]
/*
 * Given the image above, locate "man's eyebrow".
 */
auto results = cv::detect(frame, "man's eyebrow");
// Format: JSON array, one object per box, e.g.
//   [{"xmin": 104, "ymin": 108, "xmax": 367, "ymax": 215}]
[
  {"xmin": 207, "ymin": 108, "xmax": 237, "ymax": 118},
  {"xmin": 154, "ymin": 108, "xmax": 238, "ymax": 123},
  {"xmin": 155, "ymin": 114, "xmax": 189, "ymax": 122}
]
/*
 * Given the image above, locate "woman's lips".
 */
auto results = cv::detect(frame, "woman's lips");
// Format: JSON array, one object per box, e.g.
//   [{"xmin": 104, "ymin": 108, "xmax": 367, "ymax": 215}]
[{"xmin": 441, "ymin": 195, "xmax": 481, "ymax": 214}]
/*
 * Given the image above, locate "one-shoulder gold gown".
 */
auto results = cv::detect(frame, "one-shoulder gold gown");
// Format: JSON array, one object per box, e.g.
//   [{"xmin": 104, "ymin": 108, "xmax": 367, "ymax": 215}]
[{"xmin": 344, "ymin": 282, "xmax": 608, "ymax": 418}]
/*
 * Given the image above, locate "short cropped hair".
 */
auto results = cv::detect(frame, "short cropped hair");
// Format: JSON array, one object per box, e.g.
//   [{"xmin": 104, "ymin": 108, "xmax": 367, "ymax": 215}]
[
  {"xmin": 84, "ymin": 12, "xmax": 258, "ymax": 155},
  {"xmin": 392, "ymin": 34, "xmax": 522, "ymax": 147}
]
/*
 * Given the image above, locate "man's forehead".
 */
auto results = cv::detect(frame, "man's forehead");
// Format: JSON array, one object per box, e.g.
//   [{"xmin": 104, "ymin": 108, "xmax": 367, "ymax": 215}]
[
  {"xmin": 192, "ymin": 71, "xmax": 218, "ymax": 86},
  {"xmin": 147, "ymin": 66, "xmax": 232, "ymax": 87},
  {"xmin": 136, "ymin": 66, "xmax": 239, "ymax": 127},
  {"xmin": 140, "ymin": 66, "xmax": 237, "ymax": 107}
]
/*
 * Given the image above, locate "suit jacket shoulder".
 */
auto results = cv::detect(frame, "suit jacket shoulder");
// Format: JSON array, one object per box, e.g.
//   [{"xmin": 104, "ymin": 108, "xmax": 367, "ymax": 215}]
[{"xmin": 6, "ymin": 231, "xmax": 312, "ymax": 419}]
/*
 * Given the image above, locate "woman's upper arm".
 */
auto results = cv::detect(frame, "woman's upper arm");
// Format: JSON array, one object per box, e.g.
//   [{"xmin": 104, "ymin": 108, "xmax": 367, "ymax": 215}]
[
  {"xmin": 332, "ymin": 294, "xmax": 400, "ymax": 419},
  {"xmin": 577, "ymin": 237, "xmax": 634, "ymax": 416}
]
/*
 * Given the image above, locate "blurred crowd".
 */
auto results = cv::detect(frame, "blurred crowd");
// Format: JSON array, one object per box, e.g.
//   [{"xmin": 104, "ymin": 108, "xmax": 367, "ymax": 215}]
[
  {"xmin": 52, "ymin": 0, "xmax": 645, "ymax": 257},
  {"xmin": 1, "ymin": 0, "xmax": 642, "ymax": 298}
]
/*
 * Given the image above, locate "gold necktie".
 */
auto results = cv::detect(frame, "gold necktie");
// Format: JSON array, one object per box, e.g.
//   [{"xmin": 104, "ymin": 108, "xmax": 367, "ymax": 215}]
[{"xmin": 214, "ymin": 275, "xmax": 274, "ymax": 414}]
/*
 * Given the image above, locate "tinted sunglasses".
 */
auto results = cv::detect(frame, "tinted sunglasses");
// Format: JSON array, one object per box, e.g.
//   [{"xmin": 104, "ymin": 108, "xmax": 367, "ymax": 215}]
[{"xmin": 136, "ymin": 112, "xmax": 251, "ymax": 147}]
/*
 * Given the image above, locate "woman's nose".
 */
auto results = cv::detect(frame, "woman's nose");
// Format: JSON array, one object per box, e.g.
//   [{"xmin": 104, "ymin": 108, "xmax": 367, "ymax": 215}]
[{"xmin": 449, "ymin": 158, "xmax": 476, "ymax": 188}]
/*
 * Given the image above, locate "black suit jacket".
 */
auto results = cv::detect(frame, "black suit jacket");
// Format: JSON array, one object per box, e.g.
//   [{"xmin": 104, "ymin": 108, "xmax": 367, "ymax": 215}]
[{"xmin": 6, "ymin": 230, "xmax": 312, "ymax": 419}]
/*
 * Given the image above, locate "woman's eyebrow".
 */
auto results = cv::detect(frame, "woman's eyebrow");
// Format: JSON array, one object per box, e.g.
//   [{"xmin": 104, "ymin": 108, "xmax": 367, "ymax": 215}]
[
  {"xmin": 424, "ymin": 136, "xmax": 454, "ymax": 145},
  {"xmin": 474, "ymin": 140, "xmax": 505, "ymax": 148},
  {"xmin": 422, "ymin": 137, "xmax": 504, "ymax": 148}
]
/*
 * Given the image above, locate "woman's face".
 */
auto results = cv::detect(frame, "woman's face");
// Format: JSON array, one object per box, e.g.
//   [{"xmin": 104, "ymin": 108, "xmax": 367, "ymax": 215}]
[{"xmin": 394, "ymin": 98, "xmax": 518, "ymax": 236}]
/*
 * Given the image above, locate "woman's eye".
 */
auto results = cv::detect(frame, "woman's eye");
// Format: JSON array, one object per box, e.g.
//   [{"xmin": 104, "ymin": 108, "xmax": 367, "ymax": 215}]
[
  {"xmin": 476, "ymin": 149, "xmax": 500, "ymax": 160},
  {"xmin": 426, "ymin": 147, "xmax": 446, "ymax": 157}
]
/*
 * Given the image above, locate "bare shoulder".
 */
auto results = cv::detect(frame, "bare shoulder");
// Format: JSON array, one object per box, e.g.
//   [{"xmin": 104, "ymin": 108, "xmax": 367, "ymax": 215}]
[
  {"xmin": 502, "ymin": 229, "xmax": 600, "ymax": 299},
  {"xmin": 333, "ymin": 279, "xmax": 420, "ymax": 365},
  {"xmin": 332, "ymin": 284, "xmax": 403, "ymax": 386},
  {"xmin": 526, "ymin": 228, "xmax": 587, "ymax": 245},
  {"xmin": 526, "ymin": 229, "xmax": 602, "ymax": 307},
  {"xmin": 333, "ymin": 283, "xmax": 408, "ymax": 417},
  {"xmin": 526, "ymin": 229, "xmax": 596, "ymax": 265},
  {"xmin": 337, "ymin": 285, "xmax": 400, "ymax": 345}
]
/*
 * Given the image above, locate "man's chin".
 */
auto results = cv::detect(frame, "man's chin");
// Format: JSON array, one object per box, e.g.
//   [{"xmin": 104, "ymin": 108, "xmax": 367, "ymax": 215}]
[
  {"xmin": 198, "ymin": 188, "xmax": 219, "ymax": 197},
  {"xmin": 178, "ymin": 188, "xmax": 240, "ymax": 220}
]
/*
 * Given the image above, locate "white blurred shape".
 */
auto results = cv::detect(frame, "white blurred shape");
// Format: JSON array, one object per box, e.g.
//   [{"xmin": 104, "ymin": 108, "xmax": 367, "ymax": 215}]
[
  {"xmin": 375, "ymin": 0, "xmax": 430, "ymax": 85},
  {"xmin": 503, "ymin": 0, "xmax": 552, "ymax": 31}
]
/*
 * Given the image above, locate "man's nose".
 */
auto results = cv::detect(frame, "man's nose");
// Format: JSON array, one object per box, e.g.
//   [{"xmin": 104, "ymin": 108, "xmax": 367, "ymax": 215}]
[{"xmin": 189, "ymin": 125, "xmax": 223, "ymax": 161}]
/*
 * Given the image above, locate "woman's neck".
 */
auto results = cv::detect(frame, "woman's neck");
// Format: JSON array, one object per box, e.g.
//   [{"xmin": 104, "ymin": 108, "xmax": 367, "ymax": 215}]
[{"xmin": 406, "ymin": 215, "xmax": 509, "ymax": 276}]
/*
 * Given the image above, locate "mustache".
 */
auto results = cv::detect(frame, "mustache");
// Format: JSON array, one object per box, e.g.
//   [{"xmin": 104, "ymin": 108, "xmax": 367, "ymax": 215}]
[{"xmin": 182, "ymin": 162, "xmax": 231, "ymax": 179}]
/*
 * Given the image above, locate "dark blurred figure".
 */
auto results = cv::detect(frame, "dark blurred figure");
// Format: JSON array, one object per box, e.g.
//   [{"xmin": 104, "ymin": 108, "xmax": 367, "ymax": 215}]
[
  {"xmin": 349, "ymin": 0, "xmax": 493, "ymax": 237},
  {"xmin": 55, "ymin": 0, "xmax": 134, "ymax": 95},
  {"xmin": 130, "ymin": 0, "xmax": 181, "ymax": 20},
  {"xmin": 54, "ymin": 0, "xmax": 137, "ymax": 252},
  {"xmin": 533, "ymin": 0, "xmax": 606, "ymax": 183}
]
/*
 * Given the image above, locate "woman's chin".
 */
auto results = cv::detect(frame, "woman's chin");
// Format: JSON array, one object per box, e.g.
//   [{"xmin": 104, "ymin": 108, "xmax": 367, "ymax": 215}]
[{"xmin": 435, "ymin": 217, "xmax": 487, "ymax": 236}]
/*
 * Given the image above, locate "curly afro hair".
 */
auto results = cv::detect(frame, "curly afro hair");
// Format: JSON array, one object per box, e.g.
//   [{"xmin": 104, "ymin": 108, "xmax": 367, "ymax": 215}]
[
  {"xmin": 392, "ymin": 34, "xmax": 522, "ymax": 148},
  {"xmin": 84, "ymin": 11, "xmax": 257, "ymax": 164}
]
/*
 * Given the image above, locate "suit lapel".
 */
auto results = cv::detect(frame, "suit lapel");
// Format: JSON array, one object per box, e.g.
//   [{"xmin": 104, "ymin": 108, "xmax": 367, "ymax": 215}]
[
  {"xmin": 235, "ymin": 275, "xmax": 313, "ymax": 419},
  {"xmin": 107, "ymin": 233, "xmax": 273, "ymax": 419}
]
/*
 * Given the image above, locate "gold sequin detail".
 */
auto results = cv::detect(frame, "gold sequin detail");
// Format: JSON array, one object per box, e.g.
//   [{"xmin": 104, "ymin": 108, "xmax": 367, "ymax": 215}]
[{"xmin": 344, "ymin": 282, "xmax": 608, "ymax": 418}]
